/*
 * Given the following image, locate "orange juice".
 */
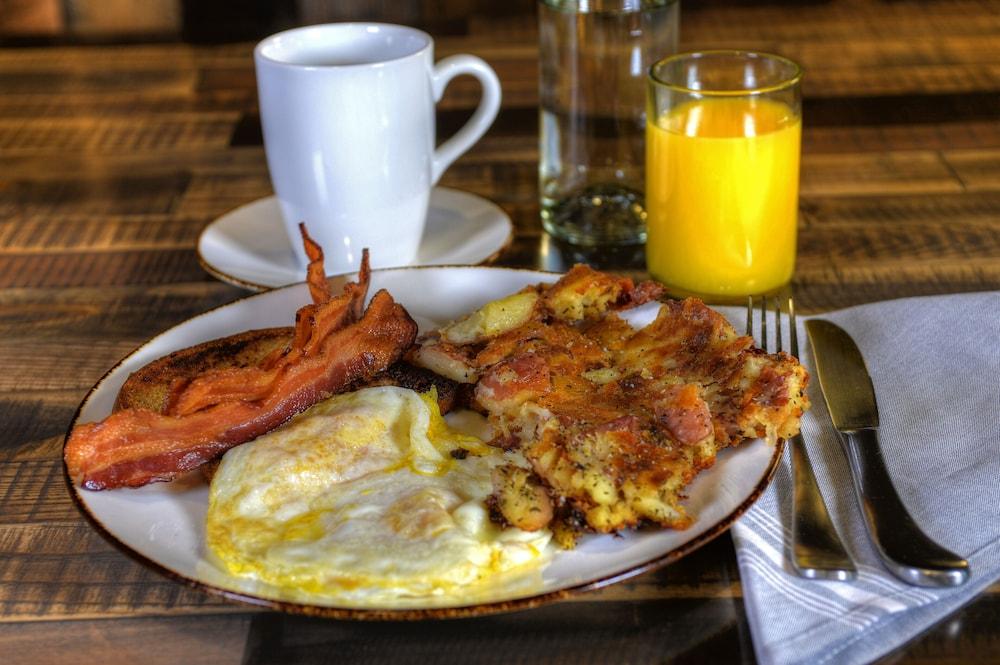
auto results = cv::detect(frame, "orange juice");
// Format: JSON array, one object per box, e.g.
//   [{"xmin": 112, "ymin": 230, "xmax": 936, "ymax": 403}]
[{"xmin": 645, "ymin": 97, "xmax": 801, "ymax": 296}]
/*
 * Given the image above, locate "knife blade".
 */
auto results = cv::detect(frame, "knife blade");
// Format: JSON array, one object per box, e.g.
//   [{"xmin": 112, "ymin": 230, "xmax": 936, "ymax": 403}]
[{"xmin": 805, "ymin": 319, "xmax": 969, "ymax": 587}]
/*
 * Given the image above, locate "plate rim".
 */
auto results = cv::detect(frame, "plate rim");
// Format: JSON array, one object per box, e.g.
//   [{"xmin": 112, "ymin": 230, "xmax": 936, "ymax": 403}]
[
  {"xmin": 62, "ymin": 265, "xmax": 784, "ymax": 621},
  {"xmin": 196, "ymin": 188, "xmax": 515, "ymax": 292}
]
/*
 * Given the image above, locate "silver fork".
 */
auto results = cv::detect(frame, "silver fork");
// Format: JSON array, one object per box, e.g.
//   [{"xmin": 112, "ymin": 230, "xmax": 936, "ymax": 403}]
[{"xmin": 747, "ymin": 296, "xmax": 857, "ymax": 581}]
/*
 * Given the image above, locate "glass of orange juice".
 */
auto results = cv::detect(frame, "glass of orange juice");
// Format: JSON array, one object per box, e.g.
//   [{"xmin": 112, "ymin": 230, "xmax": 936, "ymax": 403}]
[{"xmin": 645, "ymin": 51, "xmax": 803, "ymax": 298}]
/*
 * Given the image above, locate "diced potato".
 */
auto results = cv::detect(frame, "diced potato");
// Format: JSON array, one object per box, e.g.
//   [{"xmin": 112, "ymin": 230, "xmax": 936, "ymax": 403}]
[
  {"xmin": 543, "ymin": 266, "xmax": 624, "ymax": 322},
  {"xmin": 441, "ymin": 292, "xmax": 539, "ymax": 344},
  {"xmin": 490, "ymin": 464, "xmax": 553, "ymax": 532},
  {"xmin": 411, "ymin": 343, "xmax": 478, "ymax": 383}
]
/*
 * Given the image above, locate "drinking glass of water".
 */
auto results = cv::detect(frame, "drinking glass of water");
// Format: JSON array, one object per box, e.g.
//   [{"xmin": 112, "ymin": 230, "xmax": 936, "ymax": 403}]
[{"xmin": 538, "ymin": 0, "xmax": 679, "ymax": 246}]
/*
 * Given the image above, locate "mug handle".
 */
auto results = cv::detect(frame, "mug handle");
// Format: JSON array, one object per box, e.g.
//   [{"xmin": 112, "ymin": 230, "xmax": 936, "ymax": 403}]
[{"xmin": 430, "ymin": 55, "xmax": 502, "ymax": 184}]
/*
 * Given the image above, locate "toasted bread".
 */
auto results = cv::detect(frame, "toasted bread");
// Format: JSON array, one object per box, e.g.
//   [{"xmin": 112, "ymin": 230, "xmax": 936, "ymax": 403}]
[{"xmin": 114, "ymin": 327, "xmax": 294, "ymax": 413}]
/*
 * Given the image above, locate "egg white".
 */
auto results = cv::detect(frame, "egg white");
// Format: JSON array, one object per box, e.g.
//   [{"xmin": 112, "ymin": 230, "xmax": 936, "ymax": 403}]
[{"xmin": 206, "ymin": 386, "xmax": 552, "ymax": 605}]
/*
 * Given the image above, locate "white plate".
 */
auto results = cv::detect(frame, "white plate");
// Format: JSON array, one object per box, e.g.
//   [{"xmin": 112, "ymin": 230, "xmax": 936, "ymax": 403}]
[
  {"xmin": 197, "ymin": 187, "xmax": 514, "ymax": 291},
  {"xmin": 66, "ymin": 267, "xmax": 781, "ymax": 619}
]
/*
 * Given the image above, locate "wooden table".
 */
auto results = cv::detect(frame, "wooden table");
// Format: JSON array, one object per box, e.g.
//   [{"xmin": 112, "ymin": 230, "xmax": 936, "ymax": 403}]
[{"xmin": 2, "ymin": 1, "xmax": 998, "ymax": 662}]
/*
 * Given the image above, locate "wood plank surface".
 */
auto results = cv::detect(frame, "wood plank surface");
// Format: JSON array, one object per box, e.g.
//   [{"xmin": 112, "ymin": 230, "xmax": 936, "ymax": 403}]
[
  {"xmin": 1, "ymin": 0, "xmax": 998, "ymax": 663},
  {"xmin": 3, "ymin": 615, "xmax": 250, "ymax": 665}
]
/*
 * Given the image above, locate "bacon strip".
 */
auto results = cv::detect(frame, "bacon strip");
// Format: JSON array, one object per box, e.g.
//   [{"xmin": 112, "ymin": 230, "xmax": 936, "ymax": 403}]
[
  {"xmin": 167, "ymin": 253, "xmax": 364, "ymax": 417},
  {"xmin": 301, "ymin": 222, "xmax": 332, "ymax": 305},
  {"xmin": 65, "ymin": 229, "xmax": 417, "ymax": 490}
]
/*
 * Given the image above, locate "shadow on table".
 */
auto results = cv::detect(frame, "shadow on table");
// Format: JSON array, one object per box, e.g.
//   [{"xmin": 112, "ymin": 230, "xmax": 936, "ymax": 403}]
[{"xmin": 241, "ymin": 537, "xmax": 755, "ymax": 665}]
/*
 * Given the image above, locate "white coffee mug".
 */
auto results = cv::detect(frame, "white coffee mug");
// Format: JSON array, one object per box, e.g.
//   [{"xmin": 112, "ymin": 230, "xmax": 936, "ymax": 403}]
[{"xmin": 254, "ymin": 23, "xmax": 502, "ymax": 273}]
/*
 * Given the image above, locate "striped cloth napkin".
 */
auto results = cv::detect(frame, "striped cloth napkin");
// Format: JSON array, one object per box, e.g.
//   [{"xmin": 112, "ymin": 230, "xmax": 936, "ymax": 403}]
[{"xmin": 729, "ymin": 291, "xmax": 1000, "ymax": 665}]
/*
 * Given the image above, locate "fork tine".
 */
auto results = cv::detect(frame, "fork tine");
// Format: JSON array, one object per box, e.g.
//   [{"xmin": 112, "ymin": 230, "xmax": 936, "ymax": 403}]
[
  {"xmin": 745, "ymin": 296, "xmax": 754, "ymax": 337},
  {"xmin": 774, "ymin": 296, "xmax": 784, "ymax": 353},
  {"xmin": 760, "ymin": 296, "xmax": 769, "ymax": 352},
  {"xmin": 789, "ymin": 297, "xmax": 799, "ymax": 358}
]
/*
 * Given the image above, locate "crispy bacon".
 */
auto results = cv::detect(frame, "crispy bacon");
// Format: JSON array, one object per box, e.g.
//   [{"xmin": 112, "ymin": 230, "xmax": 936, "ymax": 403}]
[
  {"xmin": 655, "ymin": 384, "xmax": 714, "ymax": 445},
  {"xmin": 301, "ymin": 222, "xmax": 333, "ymax": 305},
  {"xmin": 167, "ymin": 249, "xmax": 365, "ymax": 417},
  {"xmin": 65, "ymin": 228, "xmax": 417, "ymax": 490},
  {"xmin": 476, "ymin": 354, "xmax": 552, "ymax": 410}
]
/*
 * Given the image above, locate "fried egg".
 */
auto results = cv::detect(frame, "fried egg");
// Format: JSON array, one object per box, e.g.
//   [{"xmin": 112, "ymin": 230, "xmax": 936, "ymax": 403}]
[{"xmin": 206, "ymin": 386, "xmax": 552, "ymax": 605}]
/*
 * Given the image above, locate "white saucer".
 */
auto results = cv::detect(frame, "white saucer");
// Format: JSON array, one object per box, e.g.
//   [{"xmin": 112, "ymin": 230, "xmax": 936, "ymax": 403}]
[{"xmin": 197, "ymin": 187, "xmax": 514, "ymax": 291}]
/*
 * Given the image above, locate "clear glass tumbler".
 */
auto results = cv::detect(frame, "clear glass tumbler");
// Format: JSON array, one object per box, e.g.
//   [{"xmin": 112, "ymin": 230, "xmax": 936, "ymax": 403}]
[
  {"xmin": 539, "ymin": 0, "xmax": 679, "ymax": 246},
  {"xmin": 646, "ymin": 51, "xmax": 802, "ymax": 297}
]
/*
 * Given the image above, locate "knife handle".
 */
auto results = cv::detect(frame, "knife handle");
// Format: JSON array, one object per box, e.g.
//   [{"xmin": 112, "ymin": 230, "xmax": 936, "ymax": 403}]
[{"xmin": 840, "ymin": 428, "xmax": 970, "ymax": 587}]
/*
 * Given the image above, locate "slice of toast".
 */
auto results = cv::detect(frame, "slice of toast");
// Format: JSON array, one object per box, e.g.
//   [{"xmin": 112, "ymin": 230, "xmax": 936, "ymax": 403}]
[{"xmin": 114, "ymin": 327, "xmax": 294, "ymax": 413}]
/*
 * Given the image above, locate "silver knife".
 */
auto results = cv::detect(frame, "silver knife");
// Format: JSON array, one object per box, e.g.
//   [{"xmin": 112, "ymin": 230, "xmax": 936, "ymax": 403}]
[{"xmin": 805, "ymin": 319, "xmax": 970, "ymax": 587}]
